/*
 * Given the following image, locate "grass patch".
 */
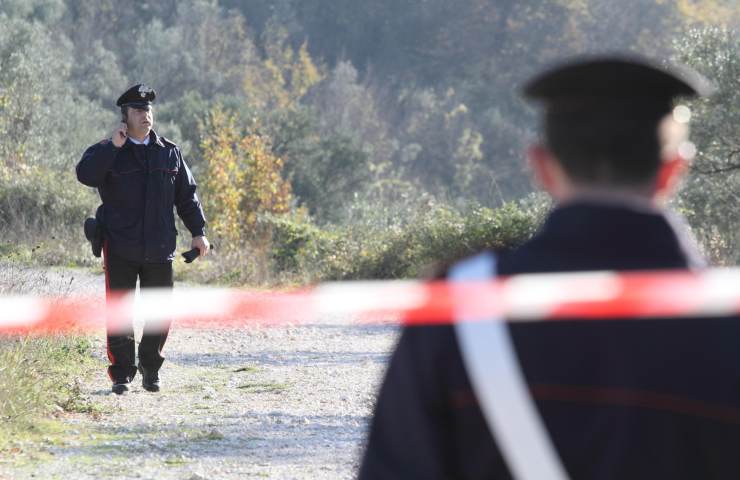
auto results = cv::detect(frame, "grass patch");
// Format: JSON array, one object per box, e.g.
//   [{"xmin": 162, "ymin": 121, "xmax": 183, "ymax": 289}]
[
  {"xmin": 57, "ymin": 381, "xmax": 106, "ymax": 418},
  {"xmin": 0, "ymin": 243, "xmax": 29, "ymax": 259},
  {"xmin": 237, "ymin": 382, "xmax": 289, "ymax": 394},
  {"xmin": 0, "ymin": 418, "xmax": 83, "ymax": 469},
  {"xmin": 0, "ymin": 335, "xmax": 103, "ymax": 452},
  {"xmin": 164, "ymin": 455, "xmax": 191, "ymax": 466}
]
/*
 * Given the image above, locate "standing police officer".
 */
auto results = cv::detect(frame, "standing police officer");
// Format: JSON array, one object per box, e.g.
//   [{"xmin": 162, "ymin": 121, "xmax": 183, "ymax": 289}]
[
  {"xmin": 358, "ymin": 57, "xmax": 740, "ymax": 478},
  {"xmin": 77, "ymin": 84, "xmax": 210, "ymax": 395}
]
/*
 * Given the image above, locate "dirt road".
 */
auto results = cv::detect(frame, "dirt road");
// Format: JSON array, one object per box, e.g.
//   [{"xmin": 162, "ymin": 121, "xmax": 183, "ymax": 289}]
[{"xmin": 0, "ymin": 263, "xmax": 396, "ymax": 479}]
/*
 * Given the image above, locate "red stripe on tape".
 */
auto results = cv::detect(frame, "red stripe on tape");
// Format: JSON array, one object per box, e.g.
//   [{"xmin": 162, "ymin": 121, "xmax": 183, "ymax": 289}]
[{"xmin": 0, "ymin": 269, "xmax": 739, "ymax": 335}]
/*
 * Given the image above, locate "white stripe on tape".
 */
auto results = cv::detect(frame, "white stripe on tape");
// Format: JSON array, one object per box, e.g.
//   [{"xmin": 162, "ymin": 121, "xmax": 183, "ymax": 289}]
[
  {"xmin": 0, "ymin": 296, "xmax": 48, "ymax": 329},
  {"xmin": 505, "ymin": 271, "xmax": 621, "ymax": 319},
  {"xmin": 315, "ymin": 280, "xmax": 429, "ymax": 316}
]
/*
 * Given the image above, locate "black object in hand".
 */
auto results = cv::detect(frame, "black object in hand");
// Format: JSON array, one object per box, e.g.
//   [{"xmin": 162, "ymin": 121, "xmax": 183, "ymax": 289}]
[
  {"xmin": 182, "ymin": 245, "xmax": 213, "ymax": 263},
  {"xmin": 182, "ymin": 247, "xmax": 200, "ymax": 263}
]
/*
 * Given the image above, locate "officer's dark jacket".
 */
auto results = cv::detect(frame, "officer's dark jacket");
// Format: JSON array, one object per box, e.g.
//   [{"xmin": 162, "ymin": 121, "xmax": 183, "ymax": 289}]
[
  {"xmin": 76, "ymin": 130, "xmax": 206, "ymax": 263},
  {"xmin": 359, "ymin": 202, "xmax": 740, "ymax": 479}
]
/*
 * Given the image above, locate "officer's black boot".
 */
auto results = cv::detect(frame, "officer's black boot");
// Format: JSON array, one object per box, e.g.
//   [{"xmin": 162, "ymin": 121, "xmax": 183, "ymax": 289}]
[
  {"xmin": 138, "ymin": 365, "xmax": 160, "ymax": 392},
  {"xmin": 111, "ymin": 381, "xmax": 130, "ymax": 395}
]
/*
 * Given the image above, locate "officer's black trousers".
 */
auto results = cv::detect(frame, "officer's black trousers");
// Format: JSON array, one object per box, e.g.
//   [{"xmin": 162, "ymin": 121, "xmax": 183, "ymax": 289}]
[{"xmin": 104, "ymin": 247, "xmax": 173, "ymax": 383}]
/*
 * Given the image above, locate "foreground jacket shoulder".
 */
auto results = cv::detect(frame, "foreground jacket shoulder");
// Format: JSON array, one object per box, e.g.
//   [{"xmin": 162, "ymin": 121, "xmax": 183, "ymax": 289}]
[{"xmin": 359, "ymin": 202, "xmax": 740, "ymax": 480}]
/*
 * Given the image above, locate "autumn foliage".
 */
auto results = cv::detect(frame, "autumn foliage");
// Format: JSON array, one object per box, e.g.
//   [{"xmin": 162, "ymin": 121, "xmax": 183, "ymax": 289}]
[
  {"xmin": 0, "ymin": 0, "xmax": 736, "ymax": 280},
  {"xmin": 201, "ymin": 108, "xmax": 292, "ymax": 250}
]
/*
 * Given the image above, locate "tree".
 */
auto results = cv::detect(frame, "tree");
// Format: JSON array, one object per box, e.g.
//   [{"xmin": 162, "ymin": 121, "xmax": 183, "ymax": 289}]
[
  {"xmin": 673, "ymin": 26, "xmax": 739, "ymax": 264},
  {"xmin": 0, "ymin": 17, "xmax": 106, "ymax": 173},
  {"xmin": 200, "ymin": 107, "xmax": 292, "ymax": 249},
  {"xmin": 243, "ymin": 21, "xmax": 323, "ymax": 111}
]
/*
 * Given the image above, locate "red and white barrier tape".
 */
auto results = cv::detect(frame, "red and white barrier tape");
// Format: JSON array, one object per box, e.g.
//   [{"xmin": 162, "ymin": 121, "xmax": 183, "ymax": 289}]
[{"xmin": 1, "ymin": 268, "xmax": 739, "ymax": 335}]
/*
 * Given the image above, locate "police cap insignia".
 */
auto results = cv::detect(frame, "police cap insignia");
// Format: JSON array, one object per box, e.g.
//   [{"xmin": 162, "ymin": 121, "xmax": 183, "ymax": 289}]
[{"xmin": 116, "ymin": 83, "xmax": 156, "ymax": 108}]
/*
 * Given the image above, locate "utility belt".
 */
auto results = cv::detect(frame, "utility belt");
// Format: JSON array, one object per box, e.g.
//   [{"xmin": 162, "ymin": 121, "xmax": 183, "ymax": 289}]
[{"xmin": 83, "ymin": 205, "xmax": 105, "ymax": 258}]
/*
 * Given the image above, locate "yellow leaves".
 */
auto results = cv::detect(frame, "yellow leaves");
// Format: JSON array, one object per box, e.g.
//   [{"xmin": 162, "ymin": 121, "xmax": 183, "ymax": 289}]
[
  {"xmin": 201, "ymin": 107, "xmax": 293, "ymax": 250},
  {"xmin": 445, "ymin": 103, "xmax": 469, "ymax": 123},
  {"xmin": 292, "ymin": 42, "xmax": 323, "ymax": 100},
  {"xmin": 200, "ymin": 108, "xmax": 244, "ymax": 246},
  {"xmin": 242, "ymin": 33, "xmax": 324, "ymax": 110},
  {"xmin": 677, "ymin": 0, "xmax": 740, "ymax": 26},
  {"xmin": 455, "ymin": 128, "xmax": 484, "ymax": 163}
]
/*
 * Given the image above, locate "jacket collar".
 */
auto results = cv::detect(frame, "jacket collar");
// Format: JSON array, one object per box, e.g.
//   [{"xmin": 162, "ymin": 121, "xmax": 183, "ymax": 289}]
[
  {"xmin": 541, "ymin": 201, "xmax": 706, "ymax": 269},
  {"xmin": 149, "ymin": 130, "xmax": 165, "ymax": 147},
  {"xmin": 125, "ymin": 130, "xmax": 164, "ymax": 148}
]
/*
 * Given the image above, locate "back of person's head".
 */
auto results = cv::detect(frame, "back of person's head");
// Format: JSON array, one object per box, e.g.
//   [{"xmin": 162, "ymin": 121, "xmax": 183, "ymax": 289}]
[
  {"xmin": 523, "ymin": 56, "xmax": 713, "ymax": 190},
  {"xmin": 544, "ymin": 104, "xmax": 668, "ymax": 186}
]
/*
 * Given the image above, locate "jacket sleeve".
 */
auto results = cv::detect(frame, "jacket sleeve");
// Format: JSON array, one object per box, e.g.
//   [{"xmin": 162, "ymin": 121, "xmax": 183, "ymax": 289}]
[
  {"xmin": 174, "ymin": 152, "xmax": 207, "ymax": 238},
  {"xmin": 358, "ymin": 326, "xmax": 456, "ymax": 480},
  {"xmin": 76, "ymin": 141, "xmax": 120, "ymax": 187}
]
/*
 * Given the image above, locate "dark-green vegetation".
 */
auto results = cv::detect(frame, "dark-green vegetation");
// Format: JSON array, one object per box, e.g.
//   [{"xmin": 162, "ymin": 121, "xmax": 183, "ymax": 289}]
[
  {"xmin": 0, "ymin": 171, "xmax": 98, "ymax": 267},
  {"xmin": 0, "ymin": 0, "xmax": 737, "ymax": 458},
  {"xmin": 261, "ymin": 195, "xmax": 550, "ymax": 283},
  {"xmin": 0, "ymin": 0, "xmax": 737, "ymax": 280}
]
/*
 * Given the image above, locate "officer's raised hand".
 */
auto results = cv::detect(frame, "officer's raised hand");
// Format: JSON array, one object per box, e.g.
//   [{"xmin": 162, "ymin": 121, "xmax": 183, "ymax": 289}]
[
  {"xmin": 112, "ymin": 122, "xmax": 128, "ymax": 148},
  {"xmin": 192, "ymin": 235, "xmax": 211, "ymax": 258}
]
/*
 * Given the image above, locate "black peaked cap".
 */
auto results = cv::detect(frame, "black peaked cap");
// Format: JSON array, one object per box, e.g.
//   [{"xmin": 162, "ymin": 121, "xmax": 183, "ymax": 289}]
[
  {"xmin": 116, "ymin": 83, "xmax": 156, "ymax": 108},
  {"xmin": 523, "ymin": 56, "xmax": 714, "ymax": 115}
]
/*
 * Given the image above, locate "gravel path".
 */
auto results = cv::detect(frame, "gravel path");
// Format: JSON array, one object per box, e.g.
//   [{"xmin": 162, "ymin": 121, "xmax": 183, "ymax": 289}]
[{"xmin": 0, "ymin": 262, "xmax": 397, "ymax": 479}]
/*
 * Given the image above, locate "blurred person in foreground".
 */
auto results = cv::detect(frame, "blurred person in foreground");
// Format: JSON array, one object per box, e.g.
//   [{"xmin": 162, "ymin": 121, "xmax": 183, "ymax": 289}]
[
  {"xmin": 77, "ymin": 84, "xmax": 209, "ymax": 395},
  {"xmin": 358, "ymin": 57, "xmax": 740, "ymax": 479}
]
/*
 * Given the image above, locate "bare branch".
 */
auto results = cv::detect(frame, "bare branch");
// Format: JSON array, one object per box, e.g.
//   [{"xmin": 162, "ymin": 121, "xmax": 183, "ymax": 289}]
[{"xmin": 692, "ymin": 162, "xmax": 740, "ymax": 175}]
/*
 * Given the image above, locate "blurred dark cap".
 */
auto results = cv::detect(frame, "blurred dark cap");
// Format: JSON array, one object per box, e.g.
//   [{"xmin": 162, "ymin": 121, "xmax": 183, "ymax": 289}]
[
  {"xmin": 116, "ymin": 83, "xmax": 156, "ymax": 108},
  {"xmin": 522, "ymin": 55, "xmax": 714, "ymax": 117},
  {"xmin": 522, "ymin": 56, "xmax": 715, "ymax": 185}
]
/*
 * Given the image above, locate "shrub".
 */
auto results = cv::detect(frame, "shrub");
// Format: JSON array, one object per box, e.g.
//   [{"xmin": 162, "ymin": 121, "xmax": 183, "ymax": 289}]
[
  {"xmin": 0, "ymin": 168, "xmax": 99, "ymax": 267},
  {"xmin": 264, "ymin": 195, "xmax": 549, "ymax": 282},
  {"xmin": 200, "ymin": 107, "xmax": 292, "ymax": 250},
  {"xmin": 182, "ymin": 195, "xmax": 548, "ymax": 285}
]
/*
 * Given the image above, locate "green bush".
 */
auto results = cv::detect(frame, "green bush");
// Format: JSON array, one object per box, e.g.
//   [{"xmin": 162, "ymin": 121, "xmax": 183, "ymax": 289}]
[
  {"xmin": 0, "ymin": 169, "xmax": 99, "ymax": 267},
  {"xmin": 184, "ymin": 195, "xmax": 547, "ymax": 285},
  {"xmin": 261, "ymin": 212, "xmax": 328, "ymax": 273},
  {"xmin": 258, "ymin": 195, "xmax": 549, "ymax": 282},
  {"xmin": 341, "ymin": 200, "xmax": 545, "ymax": 280}
]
